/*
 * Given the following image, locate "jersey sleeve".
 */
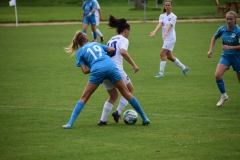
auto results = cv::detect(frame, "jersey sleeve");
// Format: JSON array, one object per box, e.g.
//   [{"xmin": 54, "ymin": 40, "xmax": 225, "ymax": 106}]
[
  {"xmin": 92, "ymin": 1, "xmax": 97, "ymax": 9},
  {"xmin": 95, "ymin": 0, "xmax": 100, "ymax": 9},
  {"xmin": 100, "ymin": 44, "xmax": 109, "ymax": 54},
  {"xmin": 120, "ymin": 38, "xmax": 129, "ymax": 51},
  {"xmin": 76, "ymin": 50, "xmax": 85, "ymax": 67},
  {"xmin": 214, "ymin": 26, "xmax": 224, "ymax": 39},
  {"xmin": 159, "ymin": 14, "xmax": 163, "ymax": 22},
  {"xmin": 82, "ymin": 2, "xmax": 86, "ymax": 11},
  {"xmin": 170, "ymin": 15, "xmax": 177, "ymax": 26}
]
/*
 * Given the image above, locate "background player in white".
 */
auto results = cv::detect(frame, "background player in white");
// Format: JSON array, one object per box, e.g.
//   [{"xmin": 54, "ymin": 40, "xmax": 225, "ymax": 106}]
[
  {"xmin": 149, "ymin": 0, "xmax": 188, "ymax": 78},
  {"xmin": 92, "ymin": 0, "xmax": 104, "ymax": 42},
  {"xmin": 98, "ymin": 15, "xmax": 139, "ymax": 125}
]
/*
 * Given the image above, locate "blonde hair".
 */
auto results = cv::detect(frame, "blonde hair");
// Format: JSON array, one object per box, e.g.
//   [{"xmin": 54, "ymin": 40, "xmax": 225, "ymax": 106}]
[
  {"xmin": 226, "ymin": 11, "xmax": 237, "ymax": 24},
  {"xmin": 64, "ymin": 30, "xmax": 88, "ymax": 54}
]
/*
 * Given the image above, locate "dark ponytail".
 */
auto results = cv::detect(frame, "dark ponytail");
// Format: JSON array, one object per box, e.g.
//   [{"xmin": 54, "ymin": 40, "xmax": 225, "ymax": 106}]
[{"xmin": 108, "ymin": 15, "xmax": 130, "ymax": 34}]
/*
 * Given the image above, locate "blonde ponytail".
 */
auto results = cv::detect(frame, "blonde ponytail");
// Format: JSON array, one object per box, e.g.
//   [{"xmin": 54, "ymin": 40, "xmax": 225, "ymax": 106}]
[{"xmin": 64, "ymin": 30, "xmax": 88, "ymax": 55}]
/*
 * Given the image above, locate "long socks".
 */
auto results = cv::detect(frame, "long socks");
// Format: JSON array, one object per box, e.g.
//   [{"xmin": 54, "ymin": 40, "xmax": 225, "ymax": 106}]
[
  {"xmin": 69, "ymin": 101, "xmax": 85, "ymax": 125},
  {"xmin": 100, "ymin": 101, "xmax": 113, "ymax": 122},
  {"xmin": 129, "ymin": 97, "xmax": 148, "ymax": 120}
]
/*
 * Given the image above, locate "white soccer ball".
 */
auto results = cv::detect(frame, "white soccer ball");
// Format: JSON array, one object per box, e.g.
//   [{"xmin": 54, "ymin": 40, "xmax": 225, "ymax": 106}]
[{"xmin": 123, "ymin": 109, "xmax": 138, "ymax": 125}]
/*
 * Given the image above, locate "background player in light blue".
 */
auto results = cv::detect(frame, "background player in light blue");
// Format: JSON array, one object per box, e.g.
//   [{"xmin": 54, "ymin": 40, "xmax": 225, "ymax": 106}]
[
  {"xmin": 82, "ymin": 0, "xmax": 97, "ymax": 42},
  {"xmin": 207, "ymin": 11, "xmax": 240, "ymax": 107},
  {"xmin": 62, "ymin": 31, "xmax": 150, "ymax": 129}
]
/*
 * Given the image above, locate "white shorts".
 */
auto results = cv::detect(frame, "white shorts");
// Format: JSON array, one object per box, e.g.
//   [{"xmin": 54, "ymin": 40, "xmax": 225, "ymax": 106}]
[
  {"xmin": 103, "ymin": 70, "xmax": 130, "ymax": 90},
  {"xmin": 95, "ymin": 16, "xmax": 100, "ymax": 26},
  {"xmin": 162, "ymin": 42, "xmax": 175, "ymax": 52}
]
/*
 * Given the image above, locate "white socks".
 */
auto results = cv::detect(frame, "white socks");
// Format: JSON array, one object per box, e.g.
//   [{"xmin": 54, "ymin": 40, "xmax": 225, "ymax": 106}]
[
  {"xmin": 92, "ymin": 29, "xmax": 103, "ymax": 38},
  {"xmin": 159, "ymin": 61, "xmax": 166, "ymax": 74},
  {"xmin": 174, "ymin": 58, "xmax": 185, "ymax": 70},
  {"xmin": 100, "ymin": 101, "xmax": 113, "ymax": 122},
  {"xmin": 116, "ymin": 96, "xmax": 129, "ymax": 115}
]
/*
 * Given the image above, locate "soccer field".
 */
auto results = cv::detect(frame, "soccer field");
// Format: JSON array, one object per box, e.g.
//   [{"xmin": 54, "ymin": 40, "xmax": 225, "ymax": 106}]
[{"xmin": 0, "ymin": 22, "xmax": 239, "ymax": 159}]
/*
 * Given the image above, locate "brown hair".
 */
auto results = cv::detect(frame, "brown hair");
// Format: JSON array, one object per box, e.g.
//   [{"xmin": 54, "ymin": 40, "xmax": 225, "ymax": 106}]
[
  {"xmin": 108, "ymin": 14, "xmax": 130, "ymax": 34},
  {"xmin": 163, "ymin": 0, "xmax": 173, "ymax": 13},
  {"xmin": 64, "ymin": 30, "xmax": 88, "ymax": 54}
]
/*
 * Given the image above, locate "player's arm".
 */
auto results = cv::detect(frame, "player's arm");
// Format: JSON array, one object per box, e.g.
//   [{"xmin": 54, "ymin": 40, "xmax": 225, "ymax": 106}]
[
  {"xmin": 222, "ymin": 44, "xmax": 240, "ymax": 50},
  {"xmin": 87, "ymin": 8, "xmax": 95, "ymax": 17},
  {"xmin": 99, "ymin": 9, "xmax": 103, "ymax": 21},
  {"xmin": 120, "ymin": 49, "xmax": 139, "ymax": 73},
  {"xmin": 163, "ymin": 23, "xmax": 172, "ymax": 40},
  {"xmin": 82, "ymin": 11, "xmax": 84, "ymax": 22},
  {"xmin": 106, "ymin": 47, "xmax": 115, "ymax": 56},
  {"xmin": 207, "ymin": 36, "xmax": 217, "ymax": 58},
  {"xmin": 149, "ymin": 22, "xmax": 162, "ymax": 37},
  {"xmin": 80, "ymin": 65, "xmax": 90, "ymax": 74},
  {"xmin": 100, "ymin": 44, "xmax": 115, "ymax": 56}
]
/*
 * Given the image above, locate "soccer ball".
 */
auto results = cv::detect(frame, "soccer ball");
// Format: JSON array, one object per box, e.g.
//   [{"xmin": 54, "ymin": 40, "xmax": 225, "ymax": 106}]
[{"xmin": 123, "ymin": 109, "xmax": 138, "ymax": 125}]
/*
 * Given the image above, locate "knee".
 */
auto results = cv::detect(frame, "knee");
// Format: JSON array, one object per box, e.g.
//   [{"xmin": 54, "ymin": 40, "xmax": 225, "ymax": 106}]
[{"xmin": 215, "ymin": 73, "xmax": 222, "ymax": 80}]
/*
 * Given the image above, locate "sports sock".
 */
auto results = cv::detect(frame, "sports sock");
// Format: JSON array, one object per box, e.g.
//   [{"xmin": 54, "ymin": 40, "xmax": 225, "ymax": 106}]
[
  {"xmin": 159, "ymin": 61, "xmax": 166, "ymax": 74},
  {"xmin": 100, "ymin": 101, "xmax": 113, "ymax": 122},
  {"xmin": 96, "ymin": 29, "xmax": 103, "ymax": 37},
  {"xmin": 117, "ymin": 96, "xmax": 128, "ymax": 115},
  {"xmin": 69, "ymin": 101, "xmax": 85, "ymax": 125},
  {"xmin": 83, "ymin": 30, "xmax": 87, "ymax": 34},
  {"xmin": 216, "ymin": 79, "xmax": 226, "ymax": 94},
  {"xmin": 129, "ymin": 97, "xmax": 147, "ymax": 120},
  {"xmin": 93, "ymin": 31, "xmax": 97, "ymax": 40},
  {"xmin": 174, "ymin": 58, "xmax": 185, "ymax": 70}
]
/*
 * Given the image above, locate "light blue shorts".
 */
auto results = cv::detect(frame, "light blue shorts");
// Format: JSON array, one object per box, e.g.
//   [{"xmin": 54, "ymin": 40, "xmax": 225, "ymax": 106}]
[
  {"xmin": 219, "ymin": 54, "xmax": 240, "ymax": 74},
  {"xmin": 83, "ymin": 15, "xmax": 96, "ymax": 25},
  {"xmin": 89, "ymin": 66, "xmax": 122, "ymax": 84}
]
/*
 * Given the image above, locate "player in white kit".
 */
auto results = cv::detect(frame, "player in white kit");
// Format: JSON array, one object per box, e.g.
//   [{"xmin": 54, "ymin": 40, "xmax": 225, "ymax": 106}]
[
  {"xmin": 98, "ymin": 15, "xmax": 140, "ymax": 125},
  {"xmin": 92, "ymin": 0, "xmax": 104, "ymax": 42},
  {"xmin": 149, "ymin": 0, "xmax": 188, "ymax": 78}
]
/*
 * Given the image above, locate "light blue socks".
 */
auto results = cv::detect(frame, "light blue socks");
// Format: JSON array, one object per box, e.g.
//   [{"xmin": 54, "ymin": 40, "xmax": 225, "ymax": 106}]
[
  {"xmin": 129, "ymin": 97, "xmax": 147, "ymax": 120},
  {"xmin": 69, "ymin": 101, "xmax": 85, "ymax": 125}
]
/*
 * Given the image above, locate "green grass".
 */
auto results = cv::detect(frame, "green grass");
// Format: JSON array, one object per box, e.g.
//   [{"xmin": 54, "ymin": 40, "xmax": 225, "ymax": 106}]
[
  {"xmin": 0, "ymin": 0, "xmax": 229, "ymax": 23},
  {"xmin": 0, "ymin": 22, "xmax": 240, "ymax": 159}
]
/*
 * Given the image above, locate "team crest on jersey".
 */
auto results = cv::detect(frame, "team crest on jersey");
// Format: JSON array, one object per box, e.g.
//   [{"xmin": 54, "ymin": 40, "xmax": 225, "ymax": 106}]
[
  {"xmin": 168, "ymin": 18, "xmax": 171, "ymax": 21},
  {"xmin": 231, "ymin": 33, "xmax": 236, "ymax": 38}
]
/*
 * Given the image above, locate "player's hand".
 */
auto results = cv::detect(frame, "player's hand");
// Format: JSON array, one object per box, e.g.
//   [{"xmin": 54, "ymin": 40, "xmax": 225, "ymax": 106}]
[
  {"xmin": 207, "ymin": 51, "xmax": 212, "ymax": 58},
  {"xmin": 133, "ymin": 65, "xmax": 139, "ymax": 73},
  {"xmin": 149, "ymin": 31, "xmax": 155, "ymax": 37},
  {"xmin": 163, "ymin": 33, "xmax": 168, "ymax": 40},
  {"xmin": 222, "ymin": 45, "xmax": 230, "ymax": 50}
]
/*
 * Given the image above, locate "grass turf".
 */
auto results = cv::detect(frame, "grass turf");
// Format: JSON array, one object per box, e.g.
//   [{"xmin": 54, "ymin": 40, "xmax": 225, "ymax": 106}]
[{"xmin": 0, "ymin": 22, "xmax": 240, "ymax": 159}]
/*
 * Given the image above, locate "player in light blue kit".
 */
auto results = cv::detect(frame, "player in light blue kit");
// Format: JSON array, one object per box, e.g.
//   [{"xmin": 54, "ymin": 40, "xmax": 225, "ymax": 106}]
[
  {"xmin": 207, "ymin": 11, "xmax": 240, "ymax": 107},
  {"xmin": 82, "ymin": 0, "xmax": 97, "ymax": 42},
  {"xmin": 62, "ymin": 31, "xmax": 150, "ymax": 129}
]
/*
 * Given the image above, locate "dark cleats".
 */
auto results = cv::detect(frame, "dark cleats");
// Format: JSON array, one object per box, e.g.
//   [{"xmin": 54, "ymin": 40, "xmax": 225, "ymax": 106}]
[
  {"xmin": 142, "ymin": 119, "xmax": 150, "ymax": 125},
  {"xmin": 98, "ymin": 120, "xmax": 109, "ymax": 126},
  {"xmin": 112, "ymin": 111, "xmax": 120, "ymax": 123}
]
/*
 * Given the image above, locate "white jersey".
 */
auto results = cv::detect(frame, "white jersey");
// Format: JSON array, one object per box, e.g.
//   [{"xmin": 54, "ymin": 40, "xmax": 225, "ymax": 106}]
[
  {"xmin": 159, "ymin": 12, "xmax": 177, "ymax": 43},
  {"xmin": 94, "ymin": 0, "xmax": 100, "ymax": 17},
  {"xmin": 107, "ymin": 35, "xmax": 129, "ymax": 72}
]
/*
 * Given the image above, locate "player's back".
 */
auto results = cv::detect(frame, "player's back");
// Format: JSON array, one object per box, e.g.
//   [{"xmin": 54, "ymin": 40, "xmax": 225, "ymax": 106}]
[{"xmin": 107, "ymin": 35, "xmax": 129, "ymax": 71}]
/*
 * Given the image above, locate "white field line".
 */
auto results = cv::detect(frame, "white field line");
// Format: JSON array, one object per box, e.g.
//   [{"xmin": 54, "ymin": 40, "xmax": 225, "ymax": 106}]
[
  {"xmin": 2, "ymin": 18, "xmax": 240, "ymax": 27},
  {"xmin": 1, "ymin": 104, "xmax": 239, "ymax": 122}
]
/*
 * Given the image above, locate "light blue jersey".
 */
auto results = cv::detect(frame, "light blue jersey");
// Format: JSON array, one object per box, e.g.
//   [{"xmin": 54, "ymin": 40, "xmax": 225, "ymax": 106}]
[
  {"xmin": 76, "ymin": 42, "xmax": 122, "ymax": 84},
  {"xmin": 82, "ymin": 0, "xmax": 96, "ymax": 16},
  {"xmin": 214, "ymin": 25, "xmax": 240, "ymax": 73},
  {"xmin": 82, "ymin": 0, "xmax": 97, "ymax": 25},
  {"xmin": 214, "ymin": 25, "xmax": 240, "ymax": 55}
]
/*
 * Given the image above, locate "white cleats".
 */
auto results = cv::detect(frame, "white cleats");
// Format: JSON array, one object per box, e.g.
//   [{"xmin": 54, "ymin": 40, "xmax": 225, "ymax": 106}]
[{"xmin": 216, "ymin": 95, "xmax": 228, "ymax": 107}]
